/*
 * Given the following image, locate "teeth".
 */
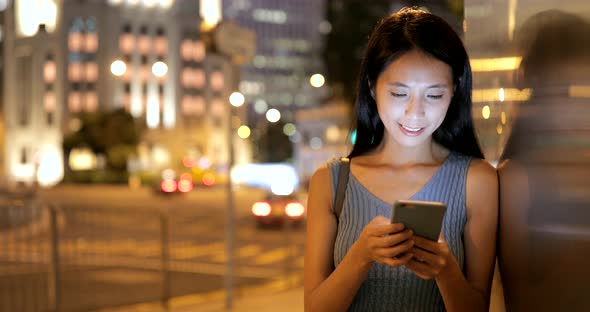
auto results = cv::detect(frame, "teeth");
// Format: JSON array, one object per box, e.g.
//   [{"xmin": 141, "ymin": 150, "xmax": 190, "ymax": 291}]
[{"xmin": 402, "ymin": 125, "xmax": 422, "ymax": 132}]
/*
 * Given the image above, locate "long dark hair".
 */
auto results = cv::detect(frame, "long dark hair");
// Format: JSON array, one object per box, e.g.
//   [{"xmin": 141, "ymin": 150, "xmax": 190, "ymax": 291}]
[{"xmin": 348, "ymin": 8, "xmax": 483, "ymax": 159}]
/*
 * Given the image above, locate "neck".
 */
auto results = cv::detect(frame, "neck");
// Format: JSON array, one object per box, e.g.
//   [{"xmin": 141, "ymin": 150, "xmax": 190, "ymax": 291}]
[{"xmin": 369, "ymin": 134, "xmax": 446, "ymax": 166}]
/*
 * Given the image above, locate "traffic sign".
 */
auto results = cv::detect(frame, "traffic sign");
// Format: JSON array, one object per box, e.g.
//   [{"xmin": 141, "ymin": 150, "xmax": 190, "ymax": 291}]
[{"xmin": 214, "ymin": 21, "xmax": 256, "ymax": 64}]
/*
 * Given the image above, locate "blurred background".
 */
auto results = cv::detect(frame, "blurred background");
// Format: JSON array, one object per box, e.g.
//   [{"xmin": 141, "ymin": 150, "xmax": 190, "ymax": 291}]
[{"xmin": 0, "ymin": 0, "xmax": 588, "ymax": 311}]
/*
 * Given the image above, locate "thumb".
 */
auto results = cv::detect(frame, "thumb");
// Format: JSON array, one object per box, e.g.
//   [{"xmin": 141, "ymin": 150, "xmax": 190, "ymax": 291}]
[{"xmin": 438, "ymin": 232, "xmax": 446, "ymax": 243}]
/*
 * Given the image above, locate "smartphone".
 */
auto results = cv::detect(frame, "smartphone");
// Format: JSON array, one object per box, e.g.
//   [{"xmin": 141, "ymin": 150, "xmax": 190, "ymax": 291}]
[{"xmin": 391, "ymin": 200, "xmax": 447, "ymax": 241}]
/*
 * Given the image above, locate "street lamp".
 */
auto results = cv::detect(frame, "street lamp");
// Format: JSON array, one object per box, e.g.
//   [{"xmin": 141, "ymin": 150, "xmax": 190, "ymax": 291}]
[
  {"xmin": 266, "ymin": 108, "xmax": 281, "ymax": 123},
  {"xmin": 237, "ymin": 125, "xmax": 251, "ymax": 139},
  {"xmin": 110, "ymin": 60, "xmax": 126, "ymax": 77},
  {"xmin": 229, "ymin": 91, "xmax": 245, "ymax": 107},
  {"xmin": 310, "ymin": 73, "xmax": 325, "ymax": 88},
  {"xmin": 151, "ymin": 61, "xmax": 168, "ymax": 77}
]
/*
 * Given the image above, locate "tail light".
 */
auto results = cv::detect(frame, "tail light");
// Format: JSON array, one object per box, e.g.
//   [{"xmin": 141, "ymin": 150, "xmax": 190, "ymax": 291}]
[
  {"xmin": 161, "ymin": 178, "xmax": 177, "ymax": 193},
  {"xmin": 202, "ymin": 173, "xmax": 216, "ymax": 186},
  {"xmin": 251, "ymin": 202, "xmax": 272, "ymax": 217},
  {"xmin": 177, "ymin": 178, "xmax": 193, "ymax": 193},
  {"xmin": 285, "ymin": 202, "xmax": 305, "ymax": 217}
]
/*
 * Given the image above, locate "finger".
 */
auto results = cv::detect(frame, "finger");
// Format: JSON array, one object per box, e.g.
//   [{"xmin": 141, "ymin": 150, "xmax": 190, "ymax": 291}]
[
  {"xmin": 370, "ymin": 223, "xmax": 405, "ymax": 237},
  {"xmin": 373, "ymin": 229, "xmax": 413, "ymax": 248},
  {"xmin": 410, "ymin": 246, "xmax": 440, "ymax": 265},
  {"xmin": 405, "ymin": 259, "xmax": 436, "ymax": 280},
  {"xmin": 374, "ymin": 239, "xmax": 414, "ymax": 258},
  {"xmin": 412, "ymin": 235, "xmax": 439, "ymax": 252},
  {"xmin": 379, "ymin": 252, "xmax": 414, "ymax": 267}
]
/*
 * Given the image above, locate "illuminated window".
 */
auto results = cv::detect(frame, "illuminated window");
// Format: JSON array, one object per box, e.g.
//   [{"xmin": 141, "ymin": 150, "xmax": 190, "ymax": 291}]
[
  {"xmin": 181, "ymin": 95, "xmax": 205, "ymax": 115},
  {"xmin": 252, "ymin": 9, "xmax": 287, "ymax": 24},
  {"xmin": 210, "ymin": 71, "xmax": 224, "ymax": 91},
  {"xmin": 138, "ymin": 35, "xmax": 151, "ymax": 54},
  {"xmin": 193, "ymin": 40, "xmax": 205, "ymax": 62},
  {"xmin": 85, "ymin": 32, "xmax": 98, "ymax": 52},
  {"xmin": 68, "ymin": 32, "xmax": 83, "ymax": 51},
  {"xmin": 194, "ymin": 96, "xmax": 205, "ymax": 115},
  {"xmin": 211, "ymin": 98, "xmax": 224, "ymax": 116},
  {"xmin": 119, "ymin": 33, "xmax": 135, "ymax": 54},
  {"xmin": 194, "ymin": 69, "xmax": 205, "ymax": 88},
  {"xmin": 181, "ymin": 39, "xmax": 192, "ymax": 60},
  {"xmin": 85, "ymin": 92, "xmax": 98, "ymax": 112},
  {"xmin": 155, "ymin": 37, "xmax": 168, "ymax": 56},
  {"xmin": 69, "ymin": 92, "xmax": 82, "ymax": 112},
  {"xmin": 44, "ymin": 91, "xmax": 56, "ymax": 112},
  {"xmin": 181, "ymin": 95, "xmax": 192, "ymax": 114},
  {"xmin": 181, "ymin": 68, "xmax": 192, "ymax": 87},
  {"xmin": 85, "ymin": 62, "xmax": 98, "ymax": 82},
  {"xmin": 140, "ymin": 65, "xmax": 150, "ymax": 82},
  {"xmin": 44, "ymin": 60, "xmax": 56, "ymax": 83},
  {"xmin": 68, "ymin": 63, "xmax": 83, "ymax": 81}
]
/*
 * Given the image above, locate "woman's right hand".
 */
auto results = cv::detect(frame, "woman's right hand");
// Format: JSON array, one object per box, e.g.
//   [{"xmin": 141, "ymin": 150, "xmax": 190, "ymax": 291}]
[{"xmin": 351, "ymin": 216, "xmax": 415, "ymax": 268}]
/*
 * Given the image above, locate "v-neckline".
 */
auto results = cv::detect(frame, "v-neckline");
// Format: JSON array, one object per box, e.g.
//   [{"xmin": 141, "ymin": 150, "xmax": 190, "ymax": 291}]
[{"xmin": 348, "ymin": 152, "xmax": 454, "ymax": 207}]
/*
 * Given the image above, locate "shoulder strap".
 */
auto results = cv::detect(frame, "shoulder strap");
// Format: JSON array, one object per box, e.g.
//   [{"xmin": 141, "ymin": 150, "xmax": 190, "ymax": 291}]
[{"xmin": 334, "ymin": 157, "xmax": 350, "ymax": 221}]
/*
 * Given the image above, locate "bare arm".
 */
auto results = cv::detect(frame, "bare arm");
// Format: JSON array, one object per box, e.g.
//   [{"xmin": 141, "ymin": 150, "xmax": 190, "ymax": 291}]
[{"xmin": 303, "ymin": 165, "xmax": 413, "ymax": 312}]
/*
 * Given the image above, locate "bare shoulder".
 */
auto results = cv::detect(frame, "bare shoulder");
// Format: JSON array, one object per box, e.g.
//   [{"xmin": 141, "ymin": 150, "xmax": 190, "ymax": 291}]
[
  {"xmin": 467, "ymin": 158, "xmax": 497, "ymax": 184},
  {"xmin": 309, "ymin": 164, "xmax": 332, "ymax": 194},
  {"xmin": 466, "ymin": 158, "xmax": 498, "ymax": 218},
  {"xmin": 307, "ymin": 164, "xmax": 334, "ymax": 214}
]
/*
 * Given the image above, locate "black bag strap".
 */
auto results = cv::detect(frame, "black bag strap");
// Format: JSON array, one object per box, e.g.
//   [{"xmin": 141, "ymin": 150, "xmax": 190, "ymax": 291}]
[{"xmin": 334, "ymin": 157, "xmax": 350, "ymax": 221}]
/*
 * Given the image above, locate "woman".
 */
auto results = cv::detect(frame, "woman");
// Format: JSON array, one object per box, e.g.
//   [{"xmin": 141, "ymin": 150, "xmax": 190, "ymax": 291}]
[{"xmin": 304, "ymin": 8, "xmax": 498, "ymax": 311}]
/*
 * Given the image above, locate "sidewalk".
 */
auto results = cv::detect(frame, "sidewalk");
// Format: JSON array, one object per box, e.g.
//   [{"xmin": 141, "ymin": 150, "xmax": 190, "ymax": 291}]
[
  {"xmin": 97, "ymin": 287, "xmax": 304, "ymax": 312},
  {"xmin": 193, "ymin": 287, "xmax": 303, "ymax": 312}
]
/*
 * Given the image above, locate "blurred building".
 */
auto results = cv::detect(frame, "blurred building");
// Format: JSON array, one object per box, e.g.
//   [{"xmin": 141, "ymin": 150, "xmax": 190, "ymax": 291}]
[
  {"xmin": 3, "ymin": 0, "xmax": 249, "ymax": 186},
  {"xmin": 0, "ymin": 4, "xmax": 5, "ymax": 180},
  {"xmin": 294, "ymin": 97, "xmax": 350, "ymax": 183},
  {"xmin": 222, "ymin": 0, "xmax": 327, "ymax": 145}
]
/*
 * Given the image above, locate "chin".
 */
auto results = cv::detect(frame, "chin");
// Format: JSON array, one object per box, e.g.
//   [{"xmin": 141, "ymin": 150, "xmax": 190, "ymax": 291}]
[{"xmin": 392, "ymin": 134, "xmax": 431, "ymax": 148}]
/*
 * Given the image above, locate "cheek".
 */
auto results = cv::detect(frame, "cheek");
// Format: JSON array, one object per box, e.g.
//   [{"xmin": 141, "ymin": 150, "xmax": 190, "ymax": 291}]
[
  {"xmin": 428, "ymin": 105, "xmax": 450, "ymax": 126},
  {"xmin": 378, "ymin": 105, "xmax": 404, "ymax": 124}
]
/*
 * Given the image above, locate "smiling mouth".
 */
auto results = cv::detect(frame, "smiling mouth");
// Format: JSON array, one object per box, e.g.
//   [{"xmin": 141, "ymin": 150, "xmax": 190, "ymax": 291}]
[{"xmin": 399, "ymin": 124, "xmax": 425, "ymax": 136}]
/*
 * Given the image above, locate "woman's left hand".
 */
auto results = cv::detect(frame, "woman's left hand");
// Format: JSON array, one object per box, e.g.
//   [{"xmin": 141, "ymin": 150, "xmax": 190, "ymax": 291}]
[{"xmin": 404, "ymin": 234, "xmax": 455, "ymax": 280}]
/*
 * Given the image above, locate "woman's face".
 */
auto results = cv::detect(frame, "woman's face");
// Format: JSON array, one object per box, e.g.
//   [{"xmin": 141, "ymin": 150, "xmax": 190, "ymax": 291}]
[{"xmin": 374, "ymin": 50, "xmax": 454, "ymax": 148}]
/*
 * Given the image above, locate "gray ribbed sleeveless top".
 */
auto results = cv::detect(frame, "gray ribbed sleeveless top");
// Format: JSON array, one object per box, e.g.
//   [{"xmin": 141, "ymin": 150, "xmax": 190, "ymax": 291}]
[{"xmin": 328, "ymin": 152, "xmax": 471, "ymax": 311}]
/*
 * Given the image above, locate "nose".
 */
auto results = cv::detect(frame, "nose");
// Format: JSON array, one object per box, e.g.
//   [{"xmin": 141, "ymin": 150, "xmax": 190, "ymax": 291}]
[{"xmin": 404, "ymin": 96, "xmax": 425, "ymax": 118}]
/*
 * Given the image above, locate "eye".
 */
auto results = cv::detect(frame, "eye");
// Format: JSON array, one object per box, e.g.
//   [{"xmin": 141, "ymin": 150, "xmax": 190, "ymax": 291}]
[
  {"xmin": 390, "ymin": 92, "xmax": 407, "ymax": 97},
  {"xmin": 427, "ymin": 94, "xmax": 444, "ymax": 99}
]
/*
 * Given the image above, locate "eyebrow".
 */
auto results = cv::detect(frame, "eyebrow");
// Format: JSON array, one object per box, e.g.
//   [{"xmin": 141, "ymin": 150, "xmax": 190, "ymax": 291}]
[{"xmin": 388, "ymin": 82, "xmax": 449, "ymax": 89}]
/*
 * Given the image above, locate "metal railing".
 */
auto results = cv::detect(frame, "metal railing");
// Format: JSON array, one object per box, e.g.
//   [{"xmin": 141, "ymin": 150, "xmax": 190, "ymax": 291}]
[{"xmin": 0, "ymin": 194, "xmax": 303, "ymax": 312}]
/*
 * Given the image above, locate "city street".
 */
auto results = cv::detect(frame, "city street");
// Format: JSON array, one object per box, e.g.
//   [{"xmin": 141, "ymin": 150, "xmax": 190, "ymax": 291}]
[{"xmin": 1, "ymin": 184, "xmax": 305, "ymax": 311}]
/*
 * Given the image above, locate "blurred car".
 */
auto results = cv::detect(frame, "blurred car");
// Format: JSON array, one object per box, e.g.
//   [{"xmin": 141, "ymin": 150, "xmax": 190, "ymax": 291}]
[
  {"xmin": 154, "ymin": 172, "xmax": 193, "ymax": 195},
  {"xmin": 251, "ymin": 193, "xmax": 306, "ymax": 228}
]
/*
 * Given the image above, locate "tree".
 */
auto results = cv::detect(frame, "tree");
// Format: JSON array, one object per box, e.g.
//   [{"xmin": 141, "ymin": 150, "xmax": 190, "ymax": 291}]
[
  {"xmin": 258, "ymin": 121, "xmax": 293, "ymax": 163},
  {"xmin": 63, "ymin": 109, "xmax": 144, "ymax": 171}
]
